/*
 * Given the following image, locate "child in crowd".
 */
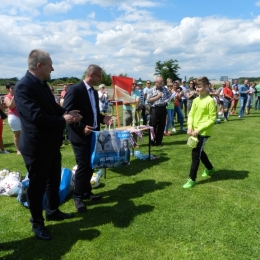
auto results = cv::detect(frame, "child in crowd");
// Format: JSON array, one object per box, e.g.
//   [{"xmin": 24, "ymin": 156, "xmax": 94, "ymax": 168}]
[
  {"xmin": 183, "ymin": 76, "xmax": 216, "ymax": 189},
  {"xmin": 230, "ymin": 85, "xmax": 239, "ymax": 114}
]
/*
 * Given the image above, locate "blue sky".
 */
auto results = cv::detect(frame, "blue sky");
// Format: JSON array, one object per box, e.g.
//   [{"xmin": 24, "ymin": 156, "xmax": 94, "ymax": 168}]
[{"xmin": 0, "ymin": 0, "xmax": 260, "ymax": 81}]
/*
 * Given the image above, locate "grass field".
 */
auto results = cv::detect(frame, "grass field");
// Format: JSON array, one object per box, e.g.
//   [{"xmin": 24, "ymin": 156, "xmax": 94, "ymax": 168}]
[{"xmin": 0, "ymin": 108, "xmax": 260, "ymax": 260}]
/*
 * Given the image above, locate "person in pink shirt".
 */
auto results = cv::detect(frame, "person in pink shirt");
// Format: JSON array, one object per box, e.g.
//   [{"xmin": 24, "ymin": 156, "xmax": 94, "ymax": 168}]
[
  {"xmin": 60, "ymin": 84, "xmax": 68, "ymax": 99},
  {"xmin": 0, "ymin": 100, "xmax": 8, "ymax": 153},
  {"xmin": 4, "ymin": 82, "xmax": 21, "ymax": 154}
]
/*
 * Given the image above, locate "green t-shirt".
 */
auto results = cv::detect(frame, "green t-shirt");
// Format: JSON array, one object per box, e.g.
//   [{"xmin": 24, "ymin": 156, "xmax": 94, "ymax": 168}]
[
  {"xmin": 123, "ymin": 90, "xmax": 140, "ymax": 111},
  {"xmin": 166, "ymin": 101, "xmax": 174, "ymax": 109},
  {"xmin": 255, "ymin": 85, "xmax": 260, "ymax": 97},
  {"xmin": 188, "ymin": 95, "xmax": 216, "ymax": 136}
]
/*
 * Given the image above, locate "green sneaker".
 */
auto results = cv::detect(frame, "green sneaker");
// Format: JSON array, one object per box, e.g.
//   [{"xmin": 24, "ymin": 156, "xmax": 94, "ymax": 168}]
[
  {"xmin": 183, "ymin": 178, "xmax": 196, "ymax": 189},
  {"xmin": 202, "ymin": 167, "xmax": 215, "ymax": 177}
]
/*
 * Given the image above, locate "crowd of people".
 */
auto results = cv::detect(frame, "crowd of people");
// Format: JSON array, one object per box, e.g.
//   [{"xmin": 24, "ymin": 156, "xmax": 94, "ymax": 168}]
[
  {"xmin": 0, "ymin": 48, "xmax": 259, "ymax": 240},
  {"xmin": 122, "ymin": 77, "xmax": 259, "ymax": 145}
]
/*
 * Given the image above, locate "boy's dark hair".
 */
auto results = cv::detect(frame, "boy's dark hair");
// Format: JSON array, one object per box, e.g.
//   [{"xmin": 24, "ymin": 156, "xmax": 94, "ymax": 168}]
[
  {"xmin": 197, "ymin": 77, "xmax": 210, "ymax": 86},
  {"xmin": 6, "ymin": 82, "xmax": 15, "ymax": 89}
]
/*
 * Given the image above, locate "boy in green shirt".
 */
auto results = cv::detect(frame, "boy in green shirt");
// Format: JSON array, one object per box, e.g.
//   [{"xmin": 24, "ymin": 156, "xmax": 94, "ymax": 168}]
[{"xmin": 183, "ymin": 76, "xmax": 217, "ymax": 189}]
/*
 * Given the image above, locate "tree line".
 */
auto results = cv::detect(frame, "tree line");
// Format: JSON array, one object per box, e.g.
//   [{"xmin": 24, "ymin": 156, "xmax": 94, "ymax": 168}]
[{"xmin": 1, "ymin": 61, "xmax": 259, "ymax": 87}]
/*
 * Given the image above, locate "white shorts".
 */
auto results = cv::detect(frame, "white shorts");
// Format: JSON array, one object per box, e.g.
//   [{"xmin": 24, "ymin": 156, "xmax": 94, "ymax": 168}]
[{"xmin": 8, "ymin": 114, "xmax": 21, "ymax": 131}]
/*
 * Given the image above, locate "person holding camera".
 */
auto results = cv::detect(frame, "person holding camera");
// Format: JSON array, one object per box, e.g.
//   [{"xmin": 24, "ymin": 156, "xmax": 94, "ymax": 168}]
[
  {"xmin": 4, "ymin": 82, "xmax": 21, "ymax": 154},
  {"xmin": 147, "ymin": 76, "xmax": 173, "ymax": 146},
  {"xmin": 98, "ymin": 84, "xmax": 109, "ymax": 113}
]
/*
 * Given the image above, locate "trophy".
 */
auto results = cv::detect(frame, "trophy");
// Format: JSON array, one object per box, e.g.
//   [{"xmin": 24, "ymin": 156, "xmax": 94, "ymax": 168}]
[
  {"xmin": 130, "ymin": 101, "xmax": 139, "ymax": 128},
  {"xmin": 114, "ymin": 85, "xmax": 139, "ymax": 128}
]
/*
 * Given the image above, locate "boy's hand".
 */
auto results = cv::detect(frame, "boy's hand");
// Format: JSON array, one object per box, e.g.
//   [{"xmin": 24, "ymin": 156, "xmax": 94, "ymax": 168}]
[
  {"xmin": 187, "ymin": 128, "xmax": 193, "ymax": 136},
  {"xmin": 192, "ymin": 130, "xmax": 199, "ymax": 137}
]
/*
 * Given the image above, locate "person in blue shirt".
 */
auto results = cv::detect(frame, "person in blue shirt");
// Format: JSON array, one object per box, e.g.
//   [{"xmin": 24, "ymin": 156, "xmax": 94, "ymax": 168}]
[{"xmin": 238, "ymin": 79, "xmax": 250, "ymax": 118}]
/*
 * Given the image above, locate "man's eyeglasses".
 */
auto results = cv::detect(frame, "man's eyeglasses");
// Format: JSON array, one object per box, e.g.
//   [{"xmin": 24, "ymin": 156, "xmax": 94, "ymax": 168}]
[
  {"xmin": 147, "ymin": 82, "xmax": 151, "ymax": 84},
  {"xmin": 189, "ymin": 83, "xmax": 194, "ymax": 84}
]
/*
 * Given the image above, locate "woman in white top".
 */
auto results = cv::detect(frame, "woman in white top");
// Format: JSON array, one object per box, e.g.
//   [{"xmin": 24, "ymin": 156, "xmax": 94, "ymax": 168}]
[
  {"xmin": 230, "ymin": 85, "xmax": 239, "ymax": 115},
  {"xmin": 245, "ymin": 83, "xmax": 256, "ymax": 115}
]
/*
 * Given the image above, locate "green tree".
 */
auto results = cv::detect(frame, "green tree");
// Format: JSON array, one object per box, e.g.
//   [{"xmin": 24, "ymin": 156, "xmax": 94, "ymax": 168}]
[
  {"xmin": 187, "ymin": 76, "xmax": 195, "ymax": 83},
  {"xmin": 118, "ymin": 73, "xmax": 128, "ymax": 77},
  {"xmin": 154, "ymin": 59, "xmax": 181, "ymax": 82}
]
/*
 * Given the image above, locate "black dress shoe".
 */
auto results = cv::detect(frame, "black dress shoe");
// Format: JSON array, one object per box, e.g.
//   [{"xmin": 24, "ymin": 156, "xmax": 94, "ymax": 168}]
[
  {"xmin": 46, "ymin": 210, "xmax": 75, "ymax": 221},
  {"xmin": 83, "ymin": 192, "xmax": 102, "ymax": 201},
  {"xmin": 74, "ymin": 199, "xmax": 86, "ymax": 212},
  {"xmin": 32, "ymin": 226, "xmax": 52, "ymax": 241}
]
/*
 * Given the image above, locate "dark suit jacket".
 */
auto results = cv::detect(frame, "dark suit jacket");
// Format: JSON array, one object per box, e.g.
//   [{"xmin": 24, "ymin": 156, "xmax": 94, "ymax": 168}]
[
  {"xmin": 15, "ymin": 71, "xmax": 66, "ymax": 156},
  {"xmin": 62, "ymin": 81, "xmax": 105, "ymax": 144}
]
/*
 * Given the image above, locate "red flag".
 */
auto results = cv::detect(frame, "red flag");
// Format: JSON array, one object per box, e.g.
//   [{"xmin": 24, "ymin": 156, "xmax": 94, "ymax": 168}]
[
  {"xmin": 112, "ymin": 76, "xmax": 133, "ymax": 95},
  {"xmin": 111, "ymin": 76, "xmax": 133, "ymax": 128}
]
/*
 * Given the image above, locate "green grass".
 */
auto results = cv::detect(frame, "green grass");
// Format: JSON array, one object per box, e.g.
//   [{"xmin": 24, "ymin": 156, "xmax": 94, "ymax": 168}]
[{"xmin": 1, "ymin": 109, "xmax": 260, "ymax": 260}]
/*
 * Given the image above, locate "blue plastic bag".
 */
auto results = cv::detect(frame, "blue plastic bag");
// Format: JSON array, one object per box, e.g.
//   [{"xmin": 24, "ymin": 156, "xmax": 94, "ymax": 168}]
[{"xmin": 17, "ymin": 168, "xmax": 72, "ymax": 208}]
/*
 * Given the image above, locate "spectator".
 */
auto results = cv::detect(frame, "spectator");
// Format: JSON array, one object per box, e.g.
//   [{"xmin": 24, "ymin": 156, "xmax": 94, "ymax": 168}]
[
  {"xmin": 0, "ymin": 100, "xmax": 8, "ymax": 153},
  {"xmin": 254, "ymin": 81, "xmax": 260, "ymax": 110},
  {"xmin": 230, "ymin": 85, "xmax": 239, "ymax": 115},
  {"xmin": 98, "ymin": 84, "xmax": 109, "ymax": 113},
  {"xmin": 186, "ymin": 80, "xmax": 198, "ymax": 114},
  {"xmin": 180, "ymin": 80, "xmax": 188, "ymax": 118},
  {"xmin": 164, "ymin": 83, "xmax": 174, "ymax": 136},
  {"xmin": 223, "ymin": 81, "xmax": 233, "ymax": 121},
  {"xmin": 232, "ymin": 79, "xmax": 239, "ymax": 90},
  {"xmin": 60, "ymin": 84, "xmax": 68, "ymax": 99},
  {"xmin": 238, "ymin": 79, "xmax": 250, "ymax": 118},
  {"xmin": 245, "ymin": 83, "xmax": 256, "ymax": 115},
  {"xmin": 217, "ymin": 82, "xmax": 225, "ymax": 116},
  {"xmin": 60, "ymin": 84, "xmax": 68, "ymax": 106},
  {"xmin": 4, "ymin": 82, "xmax": 21, "ymax": 154},
  {"xmin": 147, "ymin": 76, "xmax": 173, "ymax": 146},
  {"xmin": 49, "ymin": 86, "xmax": 60, "ymax": 104},
  {"xmin": 143, "ymin": 80, "xmax": 152, "ymax": 125},
  {"xmin": 172, "ymin": 84, "xmax": 186, "ymax": 132},
  {"xmin": 136, "ymin": 81, "xmax": 146, "ymax": 125}
]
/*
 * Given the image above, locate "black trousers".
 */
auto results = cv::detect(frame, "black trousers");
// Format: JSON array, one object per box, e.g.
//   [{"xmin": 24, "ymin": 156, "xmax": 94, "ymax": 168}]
[
  {"xmin": 189, "ymin": 135, "xmax": 213, "ymax": 181},
  {"xmin": 22, "ymin": 150, "xmax": 61, "ymax": 226},
  {"xmin": 71, "ymin": 142, "xmax": 93, "ymax": 199},
  {"xmin": 141, "ymin": 106, "xmax": 147, "ymax": 125},
  {"xmin": 149, "ymin": 106, "xmax": 167, "ymax": 145}
]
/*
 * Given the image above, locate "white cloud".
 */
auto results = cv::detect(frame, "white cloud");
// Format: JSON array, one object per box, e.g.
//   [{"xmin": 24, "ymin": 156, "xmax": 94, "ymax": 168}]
[
  {"xmin": 1, "ymin": 2, "xmax": 260, "ymax": 80},
  {"xmin": 43, "ymin": 1, "xmax": 72, "ymax": 15},
  {"xmin": 0, "ymin": 0, "xmax": 47, "ymax": 16},
  {"xmin": 88, "ymin": 11, "xmax": 95, "ymax": 19},
  {"xmin": 113, "ymin": 48, "xmax": 150, "ymax": 58},
  {"xmin": 255, "ymin": 1, "xmax": 260, "ymax": 6},
  {"xmin": 131, "ymin": 1, "xmax": 159, "ymax": 7}
]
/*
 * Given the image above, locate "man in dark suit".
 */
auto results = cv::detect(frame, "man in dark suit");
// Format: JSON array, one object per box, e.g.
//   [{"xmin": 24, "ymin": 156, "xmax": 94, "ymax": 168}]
[
  {"xmin": 15, "ymin": 49, "xmax": 82, "ymax": 241},
  {"xmin": 63, "ymin": 64, "xmax": 111, "ymax": 213}
]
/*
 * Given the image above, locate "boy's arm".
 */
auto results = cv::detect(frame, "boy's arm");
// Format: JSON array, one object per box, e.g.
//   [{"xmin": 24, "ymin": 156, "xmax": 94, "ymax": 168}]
[
  {"xmin": 187, "ymin": 99, "xmax": 196, "ymax": 133},
  {"xmin": 196, "ymin": 99, "xmax": 216, "ymax": 133}
]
